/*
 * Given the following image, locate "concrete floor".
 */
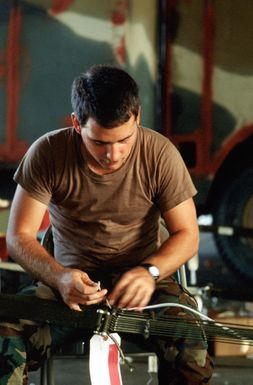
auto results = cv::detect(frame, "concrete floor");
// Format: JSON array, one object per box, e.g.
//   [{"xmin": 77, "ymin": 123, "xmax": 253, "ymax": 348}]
[{"xmin": 28, "ymin": 355, "xmax": 253, "ymax": 385}]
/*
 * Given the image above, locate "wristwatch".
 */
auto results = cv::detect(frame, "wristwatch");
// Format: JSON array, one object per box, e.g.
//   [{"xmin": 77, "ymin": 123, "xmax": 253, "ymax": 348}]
[{"xmin": 140, "ymin": 263, "xmax": 160, "ymax": 280}]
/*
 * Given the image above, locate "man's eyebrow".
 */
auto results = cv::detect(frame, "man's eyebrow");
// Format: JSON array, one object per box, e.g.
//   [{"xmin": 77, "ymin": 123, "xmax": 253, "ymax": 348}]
[{"xmin": 89, "ymin": 131, "xmax": 135, "ymax": 144}]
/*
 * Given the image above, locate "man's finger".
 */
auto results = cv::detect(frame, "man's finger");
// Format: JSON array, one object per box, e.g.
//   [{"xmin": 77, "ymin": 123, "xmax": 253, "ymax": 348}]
[
  {"xmin": 75, "ymin": 281, "xmax": 102, "ymax": 295},
  {"xmin": 121, "ymin": 290, "xmax": 148, "ymax": 309},
  {"xmin": 80, "ymin": 273, "xmax": 97, "ymax": 286},
  {"xmin": 68, "ymin": 302, "xmax": 82, "ymax": 311},
  {"xmin": 67, "ymin": 289, "xmax": 108, "ymax": 305},
  {"xmin": 107, "ymin": 278, "xmax": 129, "ymax": 304}
]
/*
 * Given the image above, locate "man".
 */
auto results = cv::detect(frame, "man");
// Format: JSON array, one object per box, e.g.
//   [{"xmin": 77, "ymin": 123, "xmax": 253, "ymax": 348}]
[{"xmin": 2, "ymin": 64, "xmax": 213, "ymax": 384}]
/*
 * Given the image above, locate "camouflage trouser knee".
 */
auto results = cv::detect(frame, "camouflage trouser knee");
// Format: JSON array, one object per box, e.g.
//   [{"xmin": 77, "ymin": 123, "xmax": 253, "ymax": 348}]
[
  {"xmin": 0, "ymin": 319, "xmax": 53, "ymax": 385},
  {"xmin": 150, "ymin": 278, "xmax": 214, "ymax": 385},
  {"xmin": 0, "ymin": 326, "xmax": 27, "ymax": 385},
  {"xmin": 0, "ymin": 285, "xmax": 68, "ymax": 385}
]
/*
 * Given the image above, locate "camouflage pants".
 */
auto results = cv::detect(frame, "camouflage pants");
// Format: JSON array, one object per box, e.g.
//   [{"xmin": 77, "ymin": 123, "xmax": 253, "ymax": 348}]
[
  {"xmin": 0, "ymin": 276, "xmax": 214, "ymax": 385},
  {"xmin": 149, "ymin": 279, "xmax": 214, "ymax": 384}
]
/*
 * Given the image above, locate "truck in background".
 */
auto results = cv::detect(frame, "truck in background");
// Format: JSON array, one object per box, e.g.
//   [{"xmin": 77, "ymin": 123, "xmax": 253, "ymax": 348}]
[
  {"xmin": 159, "ymin": 0, "xmax": 253, "ymax": 284},
  {"xmin": 0, "ymin": 0, "xmax": 157, "ymax": 238},
  {"xmin": 0, "ymin": 0, "xmax": 157, "ymax": 196},
  {"xmin": 1, "ymin": 0, "xmax": 253, "ymax": 285}
]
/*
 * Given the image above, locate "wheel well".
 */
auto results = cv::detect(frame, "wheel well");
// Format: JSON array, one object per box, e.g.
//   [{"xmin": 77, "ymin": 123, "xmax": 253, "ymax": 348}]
[{"xmin": 206, "ymin": 136, "xmax": 253, "ymax": 212}]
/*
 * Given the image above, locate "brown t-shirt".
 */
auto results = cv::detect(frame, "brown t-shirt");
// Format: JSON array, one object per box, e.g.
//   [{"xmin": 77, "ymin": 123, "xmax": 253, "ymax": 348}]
[{"xmin": 14, "ymin": 126, "xmax": 197, "ymax": 271}]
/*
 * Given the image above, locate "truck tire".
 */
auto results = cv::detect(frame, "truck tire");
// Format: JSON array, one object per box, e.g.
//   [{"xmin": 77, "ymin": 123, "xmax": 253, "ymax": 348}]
[{"xmin": 213, "ymin": 167, "xmax": 253, "ymax": 283}]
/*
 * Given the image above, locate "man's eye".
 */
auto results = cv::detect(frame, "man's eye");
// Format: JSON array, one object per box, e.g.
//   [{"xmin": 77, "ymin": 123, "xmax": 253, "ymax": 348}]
[{"xmin": 94, "ymin": 141, "xmax": 104, "ymax": 146}]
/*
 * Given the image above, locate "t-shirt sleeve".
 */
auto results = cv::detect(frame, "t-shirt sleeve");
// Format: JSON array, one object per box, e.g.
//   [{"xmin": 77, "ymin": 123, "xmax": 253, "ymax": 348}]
[
  {"xmin": 14, "ymin": 135, "xmax": 54, "ymax": 205},
  {"xmin": 155, "ymin": 140, "xmax": 197, "ymax": 213}
]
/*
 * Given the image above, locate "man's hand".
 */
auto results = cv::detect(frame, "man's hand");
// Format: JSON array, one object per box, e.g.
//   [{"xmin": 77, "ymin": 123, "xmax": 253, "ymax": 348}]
[
  {"xmin": 108, "ymin": 267, "xmax": 155, "ymax": 309},
  {"xmin": 56, "ymin": 268, "xmax": 108, "ymax": 311}
]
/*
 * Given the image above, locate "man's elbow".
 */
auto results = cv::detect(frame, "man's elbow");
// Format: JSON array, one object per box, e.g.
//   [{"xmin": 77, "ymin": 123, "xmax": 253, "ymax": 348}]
[{"xmin": 6, "ymin": 227, "xmax": 19, "ymax": 258}]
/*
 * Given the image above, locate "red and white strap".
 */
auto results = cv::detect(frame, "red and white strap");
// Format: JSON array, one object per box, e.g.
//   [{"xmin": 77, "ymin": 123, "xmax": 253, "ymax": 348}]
[{"xmin": 89, "ymin": 333, "xmax": 123, "ymax": 385}]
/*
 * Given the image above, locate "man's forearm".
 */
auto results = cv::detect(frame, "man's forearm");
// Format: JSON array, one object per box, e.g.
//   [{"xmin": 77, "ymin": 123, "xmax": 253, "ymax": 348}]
[
  {"xmin": 144, "ymin": 229, "xmax": 199, "ymax": 280},
  {"xmin": 6, "ymin": 233, "xmax": 65, "ymax": 289}
]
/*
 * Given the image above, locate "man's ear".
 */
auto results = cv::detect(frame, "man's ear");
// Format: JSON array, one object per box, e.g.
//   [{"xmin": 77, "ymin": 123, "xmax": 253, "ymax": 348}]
[{"xmin": 71, "ymin": 113, "xmax": 81, "ymax": 134}]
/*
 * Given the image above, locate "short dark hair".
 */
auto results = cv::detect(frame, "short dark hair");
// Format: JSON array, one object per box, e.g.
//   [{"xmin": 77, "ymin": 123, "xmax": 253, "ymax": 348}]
[{"xmin": 71, "ymin": 64, "xmax": 140, "ymax": 127}]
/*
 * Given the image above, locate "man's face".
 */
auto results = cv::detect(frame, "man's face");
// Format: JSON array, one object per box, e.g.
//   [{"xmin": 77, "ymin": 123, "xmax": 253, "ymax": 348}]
[{"xmin": 73, "ymin": 113, "xmax": 139, "ymax": 174}]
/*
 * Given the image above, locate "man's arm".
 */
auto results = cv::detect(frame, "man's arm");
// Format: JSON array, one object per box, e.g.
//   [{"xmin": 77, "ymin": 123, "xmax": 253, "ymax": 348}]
[
  {"xmin": 145, "ymin": 197, "xmax": 199, "ymax": 279},
  {"xmin": 108, "ymin": 197, "xmax": 199, "ymax": 309},
  {"xmin": 6, "ymin": 185, "xmax": 107, "ymax": 310}
]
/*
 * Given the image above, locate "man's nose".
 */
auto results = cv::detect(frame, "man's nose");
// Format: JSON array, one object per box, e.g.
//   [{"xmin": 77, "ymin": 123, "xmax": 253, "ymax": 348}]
[{"xmin": 106, "ymin": 144, "xmax": 120, "ymax": 161}]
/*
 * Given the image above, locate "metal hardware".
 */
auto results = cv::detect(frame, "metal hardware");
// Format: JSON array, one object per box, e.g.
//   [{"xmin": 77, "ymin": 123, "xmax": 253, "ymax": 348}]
[{"xmin": 94, "ymin": 308, "xmax": 112, "ymax": 336}]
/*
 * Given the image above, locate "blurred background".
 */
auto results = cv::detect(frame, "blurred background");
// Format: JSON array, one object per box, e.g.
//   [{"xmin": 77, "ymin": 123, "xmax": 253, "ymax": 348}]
[
  {"xmin": 0, "ymin": 1, "xmax": 253, "ymax": 383},
  {"xmin": 1, "ymin": 0, "xmax": 253, "ymax": 295}
]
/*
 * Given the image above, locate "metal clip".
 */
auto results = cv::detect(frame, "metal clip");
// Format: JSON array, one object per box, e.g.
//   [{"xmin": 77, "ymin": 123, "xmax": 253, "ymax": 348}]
[
  {"xmin": 144, "ymin": 319, "xmax": 151, "ymax": 339},
  {"xmin": 94, "ymin": 308, "xmax": 111, "ymax": 336}
]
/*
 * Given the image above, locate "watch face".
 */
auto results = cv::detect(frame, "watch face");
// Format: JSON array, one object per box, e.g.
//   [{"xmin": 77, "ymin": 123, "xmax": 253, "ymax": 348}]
[
  {"xmin": 149, "ymin": 265, "xmax": 160, "ymax": 279},
  {"xmin": 141, "ymin": 263, "xmax": 160, "ymax": 280}
]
